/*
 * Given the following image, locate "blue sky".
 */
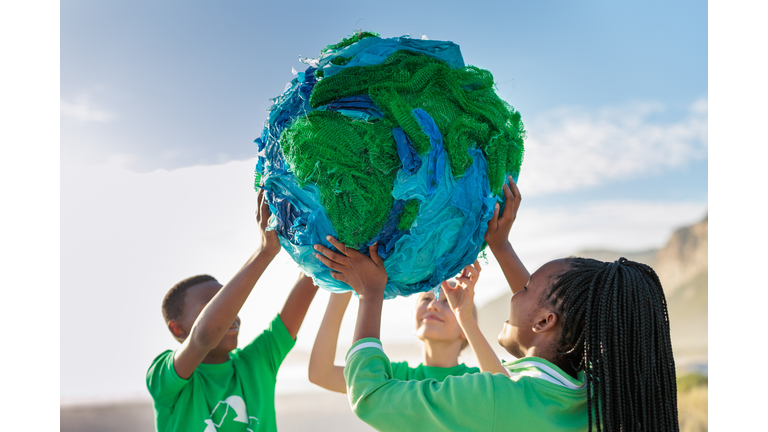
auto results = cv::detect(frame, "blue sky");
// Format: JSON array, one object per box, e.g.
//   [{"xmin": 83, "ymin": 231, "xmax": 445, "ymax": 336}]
[
  {"xmin": 62, "ymin": 0, "xmax": 707, "ymax": 186},
  {"xmin": 58, "ymin": 0, "xmax": 709, "ymax": 403}
]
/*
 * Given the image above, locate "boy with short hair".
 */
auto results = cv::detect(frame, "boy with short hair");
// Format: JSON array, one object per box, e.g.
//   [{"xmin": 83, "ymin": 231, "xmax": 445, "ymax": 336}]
[{"xmin": 146, "ymin": 190, "xmax": 318, "ymax": 432}]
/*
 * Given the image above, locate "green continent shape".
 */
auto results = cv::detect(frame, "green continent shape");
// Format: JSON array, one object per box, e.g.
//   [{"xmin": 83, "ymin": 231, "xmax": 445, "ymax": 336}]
[
  {"xmin": 310, "ymin": 50, "xmax": 525, "ymax": 195},
  {"xmin": 280, "ymin": 110, "xmax": 401, "ymax": 248}
]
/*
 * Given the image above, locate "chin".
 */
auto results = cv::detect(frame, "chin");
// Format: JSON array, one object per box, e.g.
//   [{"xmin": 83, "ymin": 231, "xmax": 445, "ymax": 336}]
[
  {"xmin": 415, "ymin": 324, "xmax": 435, "ymax": 339},
  {"xmin": 419, "ymin": 326, "xmax": 452, "ymax": 343},
  {"xmin": 497, "ymin": 327, "xmax": 506, "ymax": 346},
  {"xmin": 219, "ymin": 336, "xmax": 239, "ymax": 353},
  {"xmin": 497, "ymin": 331, "xmax": 515, "ymax": 357}
]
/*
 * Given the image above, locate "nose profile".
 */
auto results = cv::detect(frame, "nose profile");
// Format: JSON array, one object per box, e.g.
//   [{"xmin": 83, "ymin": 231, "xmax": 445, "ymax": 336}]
[{"xmin": 427, "ymin": 298, "xmax": 440, "ymax": 312}]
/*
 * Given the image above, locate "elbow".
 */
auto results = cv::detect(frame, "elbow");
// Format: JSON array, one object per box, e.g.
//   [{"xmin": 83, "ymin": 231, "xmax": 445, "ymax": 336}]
[
  {"xmin": 308, "ymin": 367, "xmax": 322, "ymax": 386},
  {"xmin": 189, "ymin": 326, "xmax": 218, "ymax": 351},
  {"xmin": 309, "ymin": 365, "xmax": 348, "ymax": 394},
  {"xmin": 307, "ymin": 362, "xmax": 328, "ymax": 387},
  {"xmin": 349, "ymin": 395, "xmax": 376, "ymax": 423}
]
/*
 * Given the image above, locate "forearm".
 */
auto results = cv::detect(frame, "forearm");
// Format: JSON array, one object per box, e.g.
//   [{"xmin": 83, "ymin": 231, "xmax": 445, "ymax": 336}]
[
  {"xmin": 353, "ymin": 294, "xmax": 383, "ymax": 343},
  {"xmin": 279, "ymin": 274, "xmax": 320, "ymax": 339},
  {"xmin": 489, "ymin": 240, "xmax": 529, "ymax": 294},
  {"xmin": 191, "ymin": 248, "xmax": 278, "ymax": 348},
  {"xmin": 309, "ymin": 292, "xmax": 351, "ymax": 393},
  {"xmin": 457, "ymin": 315, "xmax": 509, "ymax": 376}
]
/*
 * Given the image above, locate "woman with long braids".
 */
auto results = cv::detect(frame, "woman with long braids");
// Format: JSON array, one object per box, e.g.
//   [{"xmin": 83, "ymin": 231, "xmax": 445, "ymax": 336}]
[{"xmin": 313, "ymin": 176, "xmax": 680, "ymax": 432}]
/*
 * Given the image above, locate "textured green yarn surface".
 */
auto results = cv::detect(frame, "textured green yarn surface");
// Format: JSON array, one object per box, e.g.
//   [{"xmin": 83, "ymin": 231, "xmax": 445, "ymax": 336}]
[
  {"xmin": 398, "ymin": 199, "xmax": 420, "ymax": 231},
  {"xmin": 309, "ymin": 50, "xmax": 525, "ymax": 195},
  {"xmin": 330, "ymin": 55, "xmax": 354, "ymax": 66},
  {"xmin": 279, "ymin": 48, "xmax": 524, "ymax": 249},
  {"xmin": 321, "ymin": 31, "xmax": 380, "ymax": 53},
  {"xmin": 280, "ymin": 110, "xmax": 401, "ymax": 248}
]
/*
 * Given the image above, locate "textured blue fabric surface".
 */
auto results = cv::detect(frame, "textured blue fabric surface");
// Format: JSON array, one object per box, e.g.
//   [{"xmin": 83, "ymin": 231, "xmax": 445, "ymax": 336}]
[
  {"xmin": 392, "ymin": 127, "xmax": 422, "ymax": 175},
  {"xmin": 382, "ymin": 110, "xmax": 497, "ymax": 298},
  {"xmin": 309, "ymin": 36, "xmax": 465, "ymax": 78},
  {"xmin": 317, "ymin": 95, "xmax": 384, "ymax": 121}
]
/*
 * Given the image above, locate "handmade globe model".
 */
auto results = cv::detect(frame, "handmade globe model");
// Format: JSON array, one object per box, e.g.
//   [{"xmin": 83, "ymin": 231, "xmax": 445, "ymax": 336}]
[{"xmin": 254, "ymin": 32, "xmax": 525, "ymax": 299}]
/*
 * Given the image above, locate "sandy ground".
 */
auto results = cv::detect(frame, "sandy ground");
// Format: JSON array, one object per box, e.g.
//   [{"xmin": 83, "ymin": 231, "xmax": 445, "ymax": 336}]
[{"xmin": 61, "ymin": 392, "xmax": 373, "ymax": 432}]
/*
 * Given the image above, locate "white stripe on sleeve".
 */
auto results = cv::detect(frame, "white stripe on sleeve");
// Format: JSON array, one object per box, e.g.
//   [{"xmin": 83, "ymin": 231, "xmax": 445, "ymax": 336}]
[
  {"xmin": 509, "ymin": 361, "xmax": 586, "ymax": 390},
  {"xmin": 346, "ymin": 341, "xmax": 384, "ymax": 361}
]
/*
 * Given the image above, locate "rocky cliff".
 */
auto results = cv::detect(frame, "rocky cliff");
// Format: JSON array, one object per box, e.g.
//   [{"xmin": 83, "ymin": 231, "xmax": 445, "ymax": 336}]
[
  {"xmin": 653, "ymin": 216, "xmax": 708, "ymax": 296},
  {"xmin": 575, "ymin": 216, "xmax": 707, "ymax": 295}
]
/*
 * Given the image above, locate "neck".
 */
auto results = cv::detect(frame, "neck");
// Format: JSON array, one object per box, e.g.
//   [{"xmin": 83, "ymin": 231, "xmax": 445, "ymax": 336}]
[
  {"xmin": 201, "ymin": 350, "xmax": 231, "ymax": 364},
  {"xmin": 421, "ymin": 339, "xmax": 462, "ymax": 368},
  {"xmin": 520, "ymin": 346, "xmax": 578, "ymax": 379},
  {"xmin": 552, "ymin": 355, "xmax": 579, "ymax": 379}
]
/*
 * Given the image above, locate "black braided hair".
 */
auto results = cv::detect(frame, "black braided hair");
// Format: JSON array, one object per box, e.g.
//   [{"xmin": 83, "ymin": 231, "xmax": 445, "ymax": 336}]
[{"xmin": 544, "ymin": 257, "xmax": 679, "ymax": 432}]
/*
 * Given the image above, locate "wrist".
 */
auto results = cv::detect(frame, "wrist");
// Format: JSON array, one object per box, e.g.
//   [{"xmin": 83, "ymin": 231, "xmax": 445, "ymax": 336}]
[
  {"xmin": 456, "ymin": 310, "xmax": 477, "ymax": 327},
  {"xmin": 257, "ymin": 243, "xmax": 280, "ymax": 259},
  {"xmin": 488, "ymin": 238, "xmax": 512, "ymax": 253},
  {"xmin": 355, "ymin": 280, "xmax": 387, "ymax": 301},
  {"xmin": 357, "ymin": 292, "xmax": 384, "ymax": 304}
]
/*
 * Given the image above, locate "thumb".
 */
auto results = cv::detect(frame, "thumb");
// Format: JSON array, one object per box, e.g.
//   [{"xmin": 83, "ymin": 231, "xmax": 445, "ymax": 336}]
[
  {"xmin": 441, "ymin": 281, "xmax": 455, "ymax": 303},
  {"xmin": 489, "ymin": 203, "xmax": 500, "ymax": 230},
  {"xmin": 369, "ymin": 242, "xmax": 384, "ymax": 267}
]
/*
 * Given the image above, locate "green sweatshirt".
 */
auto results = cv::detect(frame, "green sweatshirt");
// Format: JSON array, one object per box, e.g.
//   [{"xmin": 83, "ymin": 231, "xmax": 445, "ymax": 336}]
[{"xmin": 344, "ymin": 338, "xmax": 589, "ymax": 432}]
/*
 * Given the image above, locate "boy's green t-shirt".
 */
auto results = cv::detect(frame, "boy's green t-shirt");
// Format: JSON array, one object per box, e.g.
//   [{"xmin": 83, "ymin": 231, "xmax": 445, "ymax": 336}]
[
  {"xmin": 146, "ymin": 314, "xmax": 295, "ymax": 432},
  {"xmin": 345, "ymin": 338, "xmax": 589, "ymax": 432},
  {"xmin": 391, "ymin": 361, "xmax": 480, "ymax": 382}
]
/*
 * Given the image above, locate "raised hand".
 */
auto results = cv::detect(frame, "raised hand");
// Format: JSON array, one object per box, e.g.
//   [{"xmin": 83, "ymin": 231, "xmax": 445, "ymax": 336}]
[
  {"xmin": 442, "ymin": 259, "xmax": 509, "ymax": 376},
  {"xmin": 442, "ymin": 260, "xmax": 482, "ymax": 323},
  {"xmin": 314, "ymin": 236, "xmax": 388, "ymax": 299},
  {"xmin": 484, "ymin": 175, "xmax": 521, "ymax": 250},
  {"xmin": 256, "ymin": 188, "xmax": 281, "ymax": 256}
]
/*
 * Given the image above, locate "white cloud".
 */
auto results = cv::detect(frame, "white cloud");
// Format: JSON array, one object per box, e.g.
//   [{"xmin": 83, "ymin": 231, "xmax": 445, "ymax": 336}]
[
  {"xmin": 60, "ymin": 96, "xmax": 115, "ymax": 122},
  {"xmin": 520, "ymin": 99, "xmax": 708, "ymax": 196}
]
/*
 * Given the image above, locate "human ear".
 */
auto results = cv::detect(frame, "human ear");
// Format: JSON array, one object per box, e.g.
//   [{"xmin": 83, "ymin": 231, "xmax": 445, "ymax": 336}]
[
  {"xmin": 168, "ymin": 320, "xmax": 188, "ymax": 339},
  {"xmin": 532, "ymin": 311, "xmax": 558, "ymax": 334}
]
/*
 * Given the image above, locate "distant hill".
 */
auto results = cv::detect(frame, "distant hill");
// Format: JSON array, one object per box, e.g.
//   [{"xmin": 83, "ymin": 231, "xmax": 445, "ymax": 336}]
[
  {"xmin": 575, "ymin": 216, "xmax": 708, "ymax": 297},
  {"xmin": 477, "ymin": 215, "xmax": 708, "ymax": 365}
]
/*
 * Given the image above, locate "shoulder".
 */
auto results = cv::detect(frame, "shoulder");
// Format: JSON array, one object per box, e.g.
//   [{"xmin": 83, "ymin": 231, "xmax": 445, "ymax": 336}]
[
  {"xmin": 232, "ymin": 314, "xmax": 295, "ymax": 369},
  {"xmin": 502, "ymin": 358, "xmax": 587, "ymax": 397},
  {"xmin": 459, "ymin": 363, "xmax": 481, "ymax": 375},
  {"xmin": 146, "ymin": 349, "xmax": 192, "ymax": 407},
  {"xmin": 152, "ymin": 349, "xmax": 174, "ymax": 362},
  {"xmin": 265, "ymin": 314, "xmax": 293, "ymax": 343},
  {"xmin": 390, "ymin": 360, "xmax": 409, "ymax": 369},
  {"xmin": 147, "ymin": 349, "xmax": 174, "ymax": 376},
  {"xmin": 240, "ymin": 314, "xmax": 294, "ymax": 350}
]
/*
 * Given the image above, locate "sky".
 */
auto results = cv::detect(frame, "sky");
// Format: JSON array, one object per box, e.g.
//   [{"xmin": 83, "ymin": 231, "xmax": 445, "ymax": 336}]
[{"xmin": 57, "ymin": 0, "xmax": 709, "ymax": 405}]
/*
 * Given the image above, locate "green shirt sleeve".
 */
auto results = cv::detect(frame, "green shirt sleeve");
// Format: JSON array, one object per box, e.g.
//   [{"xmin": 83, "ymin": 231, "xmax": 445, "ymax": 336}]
[
  {"xmin": 236, "ymin": 313, "xmax": 296, "ymax": 374},
  {"xmin": 344, "ymin": 338, "xmax": 497, "ymax": 432},
  {"xmin": 146, "ymin": 350, "xmax": 189, "ymax": 408}
]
